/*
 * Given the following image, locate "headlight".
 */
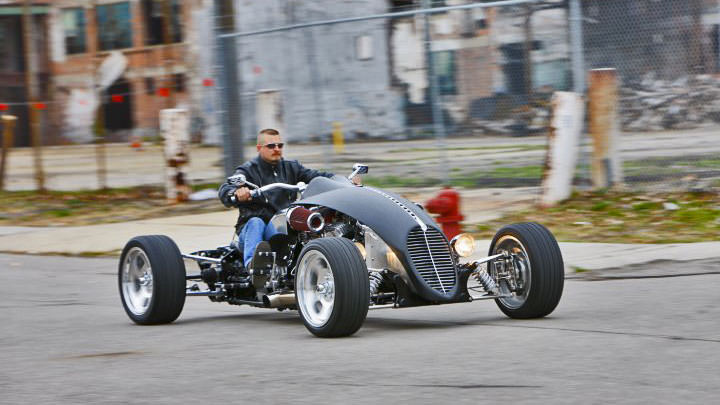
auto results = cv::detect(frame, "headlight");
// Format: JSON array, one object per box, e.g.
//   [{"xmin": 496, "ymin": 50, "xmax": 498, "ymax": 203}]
[{"xmin": 451, "ymin": 233, "xmax": 476, "ymax": 257}]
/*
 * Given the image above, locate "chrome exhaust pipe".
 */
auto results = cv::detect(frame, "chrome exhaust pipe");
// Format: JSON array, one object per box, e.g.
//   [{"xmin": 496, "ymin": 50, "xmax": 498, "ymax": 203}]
[{"xmin": 263, "ymin": 293, "xmax": 297, "ymax": 308}]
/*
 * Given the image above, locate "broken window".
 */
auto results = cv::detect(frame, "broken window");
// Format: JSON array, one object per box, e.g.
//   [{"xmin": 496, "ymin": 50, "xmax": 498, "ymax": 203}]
[
  {"xmin": 431, "ymin": 50, "xmax": 457, "ymax": 95},
  {"xmin": 97, "ymin": 2, "xmax": 133, "ymax": 51},
  {"xmin": 142, "ymin": 0, "xmax": 182, "ymax": 45},
  {"xmin": 355, "ymin": 35, "xmax": 373, "ymax": 60},
  {"xmin": 62, "ymin": 8, "xmax": 86, "ymax": 54}
]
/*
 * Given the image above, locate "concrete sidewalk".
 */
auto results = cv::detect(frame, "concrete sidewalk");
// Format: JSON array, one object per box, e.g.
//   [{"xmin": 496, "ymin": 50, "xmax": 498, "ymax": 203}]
[{"xmin": 1, "ymin": 210, "xmax": 718, "ymax": 274}]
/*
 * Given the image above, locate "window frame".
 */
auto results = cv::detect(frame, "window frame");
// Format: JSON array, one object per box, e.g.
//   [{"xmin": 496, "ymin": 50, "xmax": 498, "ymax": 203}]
[{"xmin": 96, "ymin": 2, "xmax": 133, "ymax": 51}]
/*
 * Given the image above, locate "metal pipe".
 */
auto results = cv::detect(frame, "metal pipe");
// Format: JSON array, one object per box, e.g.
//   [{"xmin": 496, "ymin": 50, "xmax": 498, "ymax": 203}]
[
  {"xmin": 421, "ymin": 0, "xmax": 448, "ymax": 185},
  {"xmin": 263, "ymin": 293, "xmax": 296, "ymax": 308},
  {"xmin": 186, "ymin": 290, "xmax": 224, "ymax": 296},
  {"xmin": 220, "ymin": 0, "xmax": 547, "ymax": 39},
  {"xmin": 569, "ymin": 0, "xmax": 586, "ymax": 93},
  {"xmin": 182, "ymin": 253, "xmax": 222, "ymax": 263},
  {"xmin": 471, "ymin": 253, "xmax": 506, "ymax": 266},
  {"xmin": 470, "ymin": 294, "xmax": 512, "ymax": 301},
  {"xmin": 368, "ymin": 304, "xmax": 396, "ymax": 310}
]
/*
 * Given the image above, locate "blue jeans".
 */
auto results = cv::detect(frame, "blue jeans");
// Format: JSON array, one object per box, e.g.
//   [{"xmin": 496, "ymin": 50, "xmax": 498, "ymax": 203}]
[{"xmin": 237, "ymin": 217, "xmax": 279, "ymax": 267}]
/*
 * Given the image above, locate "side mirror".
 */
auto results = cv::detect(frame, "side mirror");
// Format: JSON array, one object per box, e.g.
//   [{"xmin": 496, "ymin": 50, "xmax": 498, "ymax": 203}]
[
  {"xmin": 352, "ymin": 163, "xmax": 369, "ymax": 174},
  {"xmin": 228, "ymin": 173, "xmax": 247, "ymax": 186},
  {"xmin": 348, "ymin": 163, "xmax": 369, "ymax": 181}
]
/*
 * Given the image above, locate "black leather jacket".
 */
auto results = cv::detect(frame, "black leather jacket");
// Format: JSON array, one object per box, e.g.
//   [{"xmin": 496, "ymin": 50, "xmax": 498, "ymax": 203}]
[{"xmin": 218, "ymin": 156, "xmax": 333, "ymax": 230}]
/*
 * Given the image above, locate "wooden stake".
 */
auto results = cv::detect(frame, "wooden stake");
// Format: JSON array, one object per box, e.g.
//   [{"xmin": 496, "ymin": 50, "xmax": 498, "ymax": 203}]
[{"xmin": 0, "ymin": 115, "xmax": 18, "ymax": 190}]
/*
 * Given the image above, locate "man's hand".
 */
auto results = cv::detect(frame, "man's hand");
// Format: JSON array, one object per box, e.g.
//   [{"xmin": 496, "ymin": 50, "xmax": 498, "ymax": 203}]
[
  {"xmin": 234, "ymin": 187, "xmax": 252, "ymax": 202},
  {"xmin": 351, "ymin": 175, "xmax": 362, "ymax": 186}
]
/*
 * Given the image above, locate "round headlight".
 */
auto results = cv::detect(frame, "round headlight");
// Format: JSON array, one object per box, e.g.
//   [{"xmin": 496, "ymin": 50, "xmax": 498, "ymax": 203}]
[{"xmin": 451, "ymin": 233, "xmax": 476, "ymax": 257}]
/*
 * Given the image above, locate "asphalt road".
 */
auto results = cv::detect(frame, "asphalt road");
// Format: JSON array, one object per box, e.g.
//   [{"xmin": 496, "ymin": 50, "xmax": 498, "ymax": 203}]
[{"xmin": 2, "ymin": 254, "xmax": 719, "ymax": 404}]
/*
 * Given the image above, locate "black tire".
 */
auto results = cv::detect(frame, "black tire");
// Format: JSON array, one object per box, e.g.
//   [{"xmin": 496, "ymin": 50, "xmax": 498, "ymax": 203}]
[
  {"xmin": 118, "ymin": 235, "xmax": 186, "ymax": 325},
  {"xmin": 295, "ymin": 237, "xmax": 369, "ymax": 337},
  {"xmin": 488, "ymin": 223, "xmax": 564, "ymax": 319}
]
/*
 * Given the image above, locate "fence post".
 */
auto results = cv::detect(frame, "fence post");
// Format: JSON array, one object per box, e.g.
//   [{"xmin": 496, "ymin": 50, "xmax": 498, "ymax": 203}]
[
  {"xmin": 160, "ymin": 108, "xmax": 191, "ymax": 203},
  {"xmin": 23, "ymin": 0, "xmax": 45, "ymax": 191},
  {"xmin": 541, "ymin": 92, "xmax": 584, "ymax": 206},
  {"xmin": 568, "ymin": 0, "xmax": 586, "ymax": 94},
  {"xmin": 214, "ymin": 0, "xmax": 244, "ymax": 177},
  {"xmin": 1, "ymin": 115, "xmax": 17, "ymax": 190},
  {"xmin": 421, "ymin": 0, "xmax": 448, "ymax": 184},
  {"xmin": 588, "ymin": 68, "xmax": 622, "ymax": 189}
]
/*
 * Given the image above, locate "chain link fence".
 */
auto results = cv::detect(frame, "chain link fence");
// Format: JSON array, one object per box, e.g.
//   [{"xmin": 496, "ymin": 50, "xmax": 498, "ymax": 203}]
[
  {"xmin": 2, "ymin": 0, "xmax": 719, "ymax": 193},
  {"xmin": 578, "ymin": 0, "xmax": 720, "ymax": 191},
  {"xmin": 216, "ymin": 0, "xmax": 720, "ymax": 193}
]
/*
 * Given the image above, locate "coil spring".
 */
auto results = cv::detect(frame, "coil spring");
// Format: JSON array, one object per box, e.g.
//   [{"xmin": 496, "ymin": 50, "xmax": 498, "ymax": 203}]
[
  {"xmin": 369, "ymin": 271, "xmax": 384, "ymax": 295},
  {"xmin": 473, "ymin": 270, "xmax": 497, "ymax": 293}
]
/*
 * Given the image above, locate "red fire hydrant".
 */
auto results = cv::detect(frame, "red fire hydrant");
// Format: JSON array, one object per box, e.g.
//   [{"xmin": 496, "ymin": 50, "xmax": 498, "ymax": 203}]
[{"xmin": 425, "ymin": 186, "xmax": 464, "ymax": 239}]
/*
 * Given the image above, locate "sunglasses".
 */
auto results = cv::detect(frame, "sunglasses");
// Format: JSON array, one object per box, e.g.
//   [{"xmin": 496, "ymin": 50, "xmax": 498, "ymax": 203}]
[{"xmin": 263, "ymin": 143, "xmax": 284, "ymax": 150}]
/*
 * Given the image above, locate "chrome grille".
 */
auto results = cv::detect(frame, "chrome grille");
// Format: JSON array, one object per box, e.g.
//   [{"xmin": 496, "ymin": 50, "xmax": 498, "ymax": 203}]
[{"xmin": 406, "ymin": 227, "xmax": 456, "ymax": 293}]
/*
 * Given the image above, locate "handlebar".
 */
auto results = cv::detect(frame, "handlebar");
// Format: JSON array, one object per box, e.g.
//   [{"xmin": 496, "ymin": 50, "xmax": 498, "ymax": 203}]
[{"xmin": 249, "ymin": 182, "xmax": 307, "ymax": 199}]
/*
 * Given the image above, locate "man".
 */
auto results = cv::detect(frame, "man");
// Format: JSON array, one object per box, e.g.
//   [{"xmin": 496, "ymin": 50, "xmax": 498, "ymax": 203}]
[{"xmin": 218, "ymin": 128, "xmax": 334, "ymax": 270}]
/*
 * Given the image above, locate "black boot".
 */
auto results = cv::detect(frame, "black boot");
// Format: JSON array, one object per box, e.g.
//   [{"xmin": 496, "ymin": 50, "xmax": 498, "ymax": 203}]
[{"xmin": 248, "ymin": 241, "xmax": 274, "ymax": 274}]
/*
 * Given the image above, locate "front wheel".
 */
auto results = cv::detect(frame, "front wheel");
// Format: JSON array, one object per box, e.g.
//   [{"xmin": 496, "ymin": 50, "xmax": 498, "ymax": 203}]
[
  {"xmin": 488, "ymin": 223, "xmax": 564, "ymax": 319},
  {"xmin": 295, "ymin": 238, "xmax": 369, "ymax": 337},
  {"xmin": 118, "ymin": 235, "xmax": 186, "ymax": 325}
]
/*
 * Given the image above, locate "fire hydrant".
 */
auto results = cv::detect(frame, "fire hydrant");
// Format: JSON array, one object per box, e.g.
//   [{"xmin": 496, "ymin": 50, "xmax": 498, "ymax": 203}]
[{"xmin": 425, "ymin": 186, "xmax": 464, "ymax": 239}]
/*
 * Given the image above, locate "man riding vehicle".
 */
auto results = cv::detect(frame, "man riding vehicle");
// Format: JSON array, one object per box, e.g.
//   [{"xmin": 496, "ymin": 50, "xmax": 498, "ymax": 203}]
[{"xmin": 218, "ymin": 128, "xmax": 334, "ymax": 271}]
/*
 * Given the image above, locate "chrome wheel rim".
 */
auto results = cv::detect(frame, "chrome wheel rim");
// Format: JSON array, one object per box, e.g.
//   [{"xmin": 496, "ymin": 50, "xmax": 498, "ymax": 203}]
[
  {"xmin": 121, "ymin": 247, "xmax": 154, "ymax": 316},
  {"xmin": 296, "ymin": 250, "xmax": 335, "ymax": 328},
  {"xmin": 491, "ymin": 235, "xmax": 531, "ymax": 309}
]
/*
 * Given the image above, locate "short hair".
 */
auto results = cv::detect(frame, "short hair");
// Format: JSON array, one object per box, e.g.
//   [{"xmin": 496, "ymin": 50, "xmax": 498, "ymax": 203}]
[{"xmin": 257, "ymin": 128, "xmax": 280, "ymax": 144}]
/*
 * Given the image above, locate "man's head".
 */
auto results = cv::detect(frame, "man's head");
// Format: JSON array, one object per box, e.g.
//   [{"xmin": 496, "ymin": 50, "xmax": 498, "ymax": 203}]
[{"xmin": 257, "ymin": 128, "xmax": 284, "ymax": 165}]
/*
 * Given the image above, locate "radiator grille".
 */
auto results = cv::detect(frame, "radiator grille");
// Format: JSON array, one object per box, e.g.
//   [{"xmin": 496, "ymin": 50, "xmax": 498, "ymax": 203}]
[{"xmin": 406, "ymin": 227, "xmax": 456, "ymax": 293}]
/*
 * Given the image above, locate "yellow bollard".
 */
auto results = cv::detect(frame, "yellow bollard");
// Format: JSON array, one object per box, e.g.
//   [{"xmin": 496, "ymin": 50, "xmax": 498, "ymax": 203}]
[
  {"xmin": 332, "ymin": 121, "xmax": 345, "ymax": 154},
  {"xmin": 0, "ymin": 115, "xmax": 18, "ymax": 190}
]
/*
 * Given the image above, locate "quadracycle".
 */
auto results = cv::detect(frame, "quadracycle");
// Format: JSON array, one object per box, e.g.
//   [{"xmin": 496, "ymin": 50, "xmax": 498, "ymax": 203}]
[{"xmin": 118, "ymin": 164, "xmax": 564, "ymax": 337}]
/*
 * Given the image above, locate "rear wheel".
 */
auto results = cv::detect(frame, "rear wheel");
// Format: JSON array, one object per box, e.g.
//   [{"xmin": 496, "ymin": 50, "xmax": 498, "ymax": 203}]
[
  {"xmin": 295, "ymin": 238, "xmax": 369, "ymax": 337},
  {"xmin": 118, "ymin": 235, "xmax": 186, "ymax": 325},
  {"xmin": 488, "ymin": 223, "xmax": 564, "ymax": 319}
]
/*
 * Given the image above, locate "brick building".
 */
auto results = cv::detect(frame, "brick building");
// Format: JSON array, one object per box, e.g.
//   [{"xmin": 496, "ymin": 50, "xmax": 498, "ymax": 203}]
[{"xmin": 0, "ymin": 0, "xmax": 211, "ymax": 146}]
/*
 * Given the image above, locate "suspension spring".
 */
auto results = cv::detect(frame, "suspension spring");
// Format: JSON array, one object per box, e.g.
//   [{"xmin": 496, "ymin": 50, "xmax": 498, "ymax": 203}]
[
  {"xmin": 473, "ymin": 270, "xmax": 498, "ymax": 294},
  {"xmin": 369, "ymin": 271, "xmax": 384, "ymax": 295}
]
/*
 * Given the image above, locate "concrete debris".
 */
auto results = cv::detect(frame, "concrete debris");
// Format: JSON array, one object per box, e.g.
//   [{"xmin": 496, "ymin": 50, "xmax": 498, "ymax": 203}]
[{"xmin": 622, "ymin": 74, "xmax": 720, "ymax": 132}]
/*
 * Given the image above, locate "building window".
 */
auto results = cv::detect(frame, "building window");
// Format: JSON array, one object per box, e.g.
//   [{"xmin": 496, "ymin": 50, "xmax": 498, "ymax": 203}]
[
  {"xmin": 62, "ymin": 8, "xmax": 86, "ymax": 54},
  {"xmin": 431, "ymin": 50, "xmax": 456, "ymax": 95},
  {"xmin": 97, "ymin": 2, "xmax": 133, "ymax": 51},
  {"xmin": 355, "ymin": 35, "xmax": 373, "ymax": 60},
  {"xmin": 142, "ymin": 0, "xmax": 182, "ymax": 45},
  {"xmin": 0, "ymin": 21, "xmax": 6, "ymax": 65},
  {"xmin": 173, "ymin": 73, "xmax": 185, "ymax": 93},
  {"xmin": 145, "ymin": 77, "xmax": 155, "ymax": 95}
]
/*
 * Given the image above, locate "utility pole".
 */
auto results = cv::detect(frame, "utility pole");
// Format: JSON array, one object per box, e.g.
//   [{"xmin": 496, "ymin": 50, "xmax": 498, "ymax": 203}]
[
  {"xmin": 22, "ymin": 0, "xmax": 45, "ymax": 191},
  {"xmin": 214, "ymin": 0, "xmax": 244, "ymax": 176}
]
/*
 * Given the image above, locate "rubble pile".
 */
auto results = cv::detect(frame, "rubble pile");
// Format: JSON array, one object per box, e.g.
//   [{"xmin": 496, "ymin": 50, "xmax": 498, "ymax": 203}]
[
  {"xmin": 467, "ymin": 100, "xmax": 552, "ymax": 136},
  {"xmin": 621, "ymin": 74, "xmax": 720, "ymax": 132}
]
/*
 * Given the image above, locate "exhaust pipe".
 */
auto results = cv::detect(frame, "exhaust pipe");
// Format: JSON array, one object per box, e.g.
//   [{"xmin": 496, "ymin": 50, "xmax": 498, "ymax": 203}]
[
  {"xmin": 287, "ymin": 206, "xmax": 325, "ymax": 232},
  {"xmin": 263, "ymin": 293, "xmax": 297, "ymax": 308}
]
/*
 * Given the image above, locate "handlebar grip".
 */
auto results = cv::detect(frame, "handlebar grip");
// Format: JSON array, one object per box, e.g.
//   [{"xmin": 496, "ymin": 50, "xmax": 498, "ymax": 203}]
[{"xmin": 250, "ymin": 189, "xmax": 261, "ymax": 199}]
